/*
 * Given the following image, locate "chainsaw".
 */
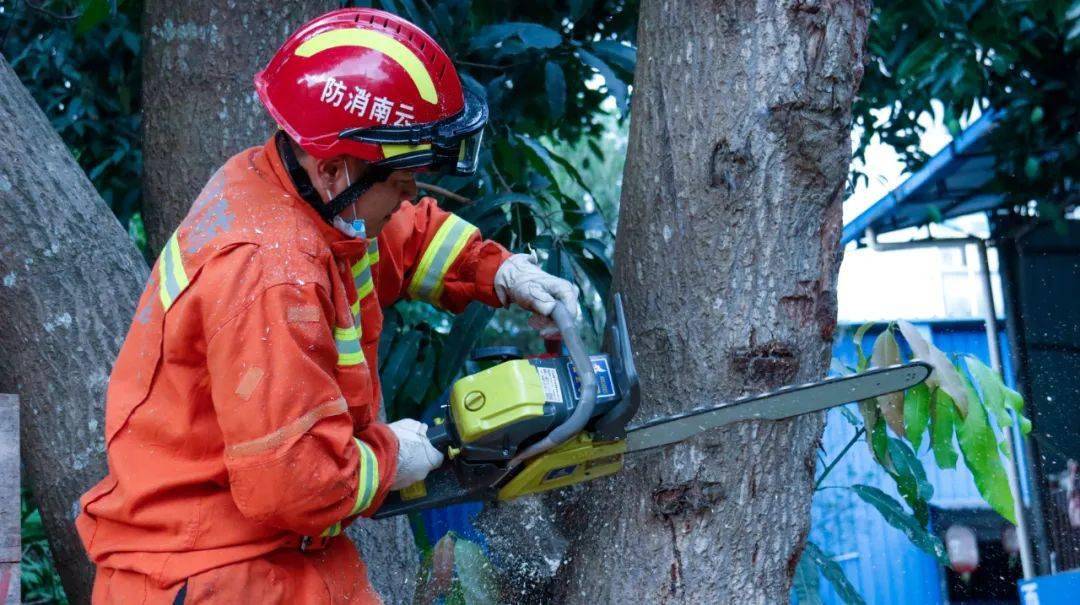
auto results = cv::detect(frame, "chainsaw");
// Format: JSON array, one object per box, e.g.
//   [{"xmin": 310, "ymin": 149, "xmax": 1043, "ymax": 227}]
[{"xmin": 374, "ymin": 295, "xmax": 930, "ymax": 518}]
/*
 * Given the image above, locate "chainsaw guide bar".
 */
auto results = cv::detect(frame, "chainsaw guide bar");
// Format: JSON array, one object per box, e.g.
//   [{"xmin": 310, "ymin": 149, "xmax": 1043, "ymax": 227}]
[{"xmin": 624, "ymin": 362, "xmax": 931, "ymax": 454}]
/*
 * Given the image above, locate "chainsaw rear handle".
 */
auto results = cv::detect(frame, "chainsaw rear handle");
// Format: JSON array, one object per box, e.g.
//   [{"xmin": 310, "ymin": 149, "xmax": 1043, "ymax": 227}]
[
  {"xmin": 510, "ymin": 301, "xmax": 597, "ymax": 466},
  {"xmin": 426, "ymin": 420, "xmax": 453, "ymax": 453}
]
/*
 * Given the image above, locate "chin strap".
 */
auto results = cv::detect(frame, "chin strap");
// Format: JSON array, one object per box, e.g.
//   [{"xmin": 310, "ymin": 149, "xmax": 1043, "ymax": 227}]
[{"xmin": 275, "ymin": 130, "xmax": 392, "ymax": 224}]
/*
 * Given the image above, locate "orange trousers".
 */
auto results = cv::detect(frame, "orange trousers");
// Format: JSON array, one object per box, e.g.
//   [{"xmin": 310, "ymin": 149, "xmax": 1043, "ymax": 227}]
[{"xmin": 91, "ymin": 537, "xmax": 382, "ymax": 604}]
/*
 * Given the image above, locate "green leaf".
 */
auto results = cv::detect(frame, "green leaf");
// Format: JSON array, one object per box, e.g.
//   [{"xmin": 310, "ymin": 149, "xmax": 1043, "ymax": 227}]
[
  {"xmin": 577, "ymin": 49, "xmax": 629, "ymax": 112},
  {"xmin": 1005, "ymin": 388, "xmax": 1032, "ymax": 435},
  {"xmin": 957, "ymin": 375, "xmax": 1016, "ymax": 523},
  {"xmin": 543, "ymin": 144, "xmax": 594, "ymax": 197},
  {"xmin": 851, "ymin": 485, "xmax": 948, "ymax": 564},
  {"xmin": 76, "ymin": 0, "xmax": 111, "ymax": 35},
  {"xmin": 1024, "ymin": 156, "xmax": 1040, "ymax": 179},
  {"xmin": 590, "ymin": 40, "xmax": 636, "ymax": 75},
  {"xmin": 964, "ymin": 356, "xmax": 1013, "ymax": 429},
  {"xmin": 856, "ymin": 399, "xmax": 880, "ymax": 458},
  {"xmin": 802, "ymin": 541, "xmax": 866, "ymax": 605},
  {"xmin": 469, "ymin": 23, "xmax": 562, "ymax": 52},
  {"xmin": 869, "ymin": 415, "xmax": 892, "ymax": 470},
  {"xmin": 895, "ymin": 38, "xmax": 941, "ymax": 80},
  {"xmin": 544, "ymin": 61, "xmax": 566, "ymax": 121},
  {"xmin": 793, "ymin": 551, "xmax": 825, "ymax": 605},
  {"xmin": 904, "ymin": 382, "xmax": 932, "ymax": 451},
  {"xmin": 378, "ymin": 307, "xmax": 402, "ymax": 370},
  {"xmin": 436, "ymin": 302, "xmax": 496, "ymax": 390},
  {"xmin": 379, "ymin": 331, "xmax": 422, "ymax": 420},
  {"xmin": 569, "ymin": 0, "xmax": 595, "ymax": 20},
  {"xmin": 399, "ymin": 348, "xmax": 436, "ymax": 420},
  {"xmin": 839, "ymin": 404, "xmax": 862, "ymax": 427},
  {"xmin": 456, "ymin": 193, "xmax": 540, "ymax": 226},
  {"xmin": 852, "ymin": 322, "xmax": 874, "ymax": 372},
  {"xmin": 516, "ymin": 134, "xmax": 561, "ymax": 191},
  {"xmin": 564, "ymin": 240, "xmax": 611, "ymax": 301},
  {"xmin": 897, "ymin": 320, "xmax": 969, "ymax": 415},
  {"xmin": 930, "ymin": 389, "xmax": 959, "ymax": 469},
  {"xmin": 887, "ymin": 438, "xmax": 933, "ymax": 527},
  {"xmin": 975, "ymin": 361, "xmax": 1030, "ymax": 435},
  {"xmin": 871, "ymin": 329, "xmax": 905, "ymax": 436}
]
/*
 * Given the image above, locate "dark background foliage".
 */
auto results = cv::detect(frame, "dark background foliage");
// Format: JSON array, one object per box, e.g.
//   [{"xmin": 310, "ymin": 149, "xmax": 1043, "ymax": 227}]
[
  {"xmin": 1, "ymin": 0, "xmax": 144, "ymax": 236},
  {"xmin": 853, "ymin": 0, "xmax": 1079, "ymax": 221}
]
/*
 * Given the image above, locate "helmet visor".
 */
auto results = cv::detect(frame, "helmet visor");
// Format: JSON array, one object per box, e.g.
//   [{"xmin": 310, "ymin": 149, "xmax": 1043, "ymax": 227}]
[{"xmin": 339, "ymin": 88, "xmax": 488, "ymax": 176}]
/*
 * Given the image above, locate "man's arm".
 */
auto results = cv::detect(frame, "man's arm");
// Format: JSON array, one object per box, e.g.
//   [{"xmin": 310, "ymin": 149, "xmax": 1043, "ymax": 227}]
[
  {"xmin": 205, "ymin": 279, "xmax": 397, "ymax": 536},
  {"xmin": 379, "ymin": 196, "xmax": 510, "ymax": 312}
]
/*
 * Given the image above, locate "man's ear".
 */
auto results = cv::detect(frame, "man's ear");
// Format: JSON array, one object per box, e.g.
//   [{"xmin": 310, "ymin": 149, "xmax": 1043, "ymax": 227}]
[{"xmin": 314, "ymin": 156, "xmax": 347, "ymax": 191}]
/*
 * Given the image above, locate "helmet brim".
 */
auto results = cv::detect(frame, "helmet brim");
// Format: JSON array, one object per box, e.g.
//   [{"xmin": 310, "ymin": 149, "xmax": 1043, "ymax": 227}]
[{"xmin": 339, "ymin": 87, "xmax": 488, "ymax": 176}]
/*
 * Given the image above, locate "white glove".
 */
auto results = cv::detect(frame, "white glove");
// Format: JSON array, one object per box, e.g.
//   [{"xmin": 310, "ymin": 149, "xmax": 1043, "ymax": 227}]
[
  {"xmin": 388, "ymin": 418, "xmax": 444, "ymax": 490},
  {"xmin": 494, "ymin": 252, "xmax": 581, "ymax": 337}
]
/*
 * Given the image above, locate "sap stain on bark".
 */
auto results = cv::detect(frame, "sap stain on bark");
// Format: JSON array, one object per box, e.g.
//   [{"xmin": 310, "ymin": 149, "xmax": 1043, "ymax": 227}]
[
  {"xmin": 779, "ymin": 280, "xmax": 838, "ymax": 341},
  {"xmin": 709, "ymin": 139, "xmax": 754, "ymax": 193},
  {"xmin": 731, "ymin": 341, "xmax": 800, "ymax": 388},
  {"xmin": 651, "ymin": 480, "xmax": 724, "ymax": 518}
]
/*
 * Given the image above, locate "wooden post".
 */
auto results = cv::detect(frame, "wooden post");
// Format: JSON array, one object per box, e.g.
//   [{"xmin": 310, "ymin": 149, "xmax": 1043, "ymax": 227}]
[{"xmin": 0, "ymin": 394, "xmax": 18, "ymax": 605}]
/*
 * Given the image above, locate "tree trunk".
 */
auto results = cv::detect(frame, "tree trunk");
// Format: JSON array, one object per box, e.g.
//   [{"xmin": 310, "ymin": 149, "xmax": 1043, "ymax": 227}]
[
  {"xmin": 141, "ymin": 1, "xmax": 334, "ymax": 255},
  {"xmin": 0, "ymin": 55, "xmax": 150, "ymax": 605},
  {"xmin": 142, "ymin": 4, "xmax": 420, "ymax": 601},
  {"xmin": 555, "ymin": 1, "xmax": 868, "ymax": 602}
]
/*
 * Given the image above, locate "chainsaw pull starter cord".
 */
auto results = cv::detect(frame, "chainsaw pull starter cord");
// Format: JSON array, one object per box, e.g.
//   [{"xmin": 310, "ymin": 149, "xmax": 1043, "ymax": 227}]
[{"xmin": 509, "ymin": 302, "xmax": 597, "ymax": 467}]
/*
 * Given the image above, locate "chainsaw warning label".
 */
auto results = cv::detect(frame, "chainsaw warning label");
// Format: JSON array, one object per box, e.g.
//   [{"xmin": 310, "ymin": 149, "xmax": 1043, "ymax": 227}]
[{"xmin": 537, "ymin": 366, "xmax": 563, "ymax": 402}]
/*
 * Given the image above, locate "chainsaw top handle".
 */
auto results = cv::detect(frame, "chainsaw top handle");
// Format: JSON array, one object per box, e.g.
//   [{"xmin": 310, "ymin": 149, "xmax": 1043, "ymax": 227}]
[{"xmin": 508, "ymin": 302, "xmax": 597, "ymax": 466}]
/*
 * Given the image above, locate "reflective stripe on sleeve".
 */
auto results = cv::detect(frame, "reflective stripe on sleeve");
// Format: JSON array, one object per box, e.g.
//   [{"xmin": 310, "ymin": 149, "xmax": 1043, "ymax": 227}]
[
  {"xmin": 350, "ymin": 300, "xmax": 361, "ymax": 327},
  {"xmin": 334, "ymin": 326, "xmax": 363, "ymax": 366},
  {"xmin": 158, "ymin": 232, "xmax": 191, "ymax": 310},
  {"xmin": 405, "ymin": 214, "xmax": 477, "ymax": 304},
  {"xmin": 351, "ymin": 258, "xmax": 374, "ymax": 300},
  {"xmin": 349, "ymin": 437, "xmax": 380, "ymax": 516},
  {"xmin": 367, "ymin": 240, "xmax": 379, "ymax": 266}
]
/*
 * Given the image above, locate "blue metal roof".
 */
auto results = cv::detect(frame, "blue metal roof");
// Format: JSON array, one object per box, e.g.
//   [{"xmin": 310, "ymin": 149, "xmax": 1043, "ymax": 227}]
[{"xmin": 842, "ymin": 111, "xmax": 1003, "ymax": 245}]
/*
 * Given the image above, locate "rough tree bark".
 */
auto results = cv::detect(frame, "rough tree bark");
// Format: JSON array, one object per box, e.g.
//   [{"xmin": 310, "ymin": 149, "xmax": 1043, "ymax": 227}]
[
  {"xmin": 141, "ymin": 1, "xmax": 334, "ymax": 255},
  {"xmin": 142, "ymin": 3, "xmax": 420, "ymax": 601},
  {"xmin": 555, "ymin": 1, "xmax": 869, "ymax": 602},
  {"xmin": 0, "ymin": 56, "xmax": 150, "ymax": 604}
]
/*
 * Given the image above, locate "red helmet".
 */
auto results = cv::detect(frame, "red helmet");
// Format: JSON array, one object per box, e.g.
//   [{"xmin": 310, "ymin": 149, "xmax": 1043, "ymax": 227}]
[{"xmin": 255, "ymin": 8, "xmax": 486, "ymax": 175}]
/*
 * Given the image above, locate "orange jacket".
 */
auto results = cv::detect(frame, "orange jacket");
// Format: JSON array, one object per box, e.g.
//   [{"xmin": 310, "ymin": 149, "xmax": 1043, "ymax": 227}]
[{"xmin": 76, "ymin": 136, "xmax": 510, "ymax": 589}]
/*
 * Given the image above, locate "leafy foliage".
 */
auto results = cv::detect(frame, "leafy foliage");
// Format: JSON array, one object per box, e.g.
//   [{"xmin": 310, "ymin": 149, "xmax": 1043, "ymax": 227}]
[
  {"xmin": 801, "ymin": 323, "xmax": 1032, "ymax": 602},
  {"xmin": 2, "ymin": 0, "xmax": 144, "ymax": 232},
  {"xmin": 21, "ymin": 488, "xmax": 69, "ymax": 604},
  {"xmin": 854, "ymin": 0, "xmax": 1079, "ymax": 221},
  {"xmin": 850, "ymin": 485, "xmax": 947, "ymax": 564},
  {"xmin": 800, "ymin": 541, "xmax": 866, "ymax": 605}
]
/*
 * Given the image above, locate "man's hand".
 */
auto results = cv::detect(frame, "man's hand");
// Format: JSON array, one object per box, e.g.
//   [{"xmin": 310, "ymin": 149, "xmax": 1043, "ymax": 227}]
[
  {"xmin": 494, "ymin": 252, "xmax": 581, "ymax": 337},
  {"xmin": 388, "ymin": 419, "xmax": 444, "ymax": 490}
]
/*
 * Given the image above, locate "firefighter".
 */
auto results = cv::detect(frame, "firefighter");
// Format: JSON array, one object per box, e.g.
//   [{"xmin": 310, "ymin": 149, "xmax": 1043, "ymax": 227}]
[{"xmin": 77, "ymin": 8, "xmax": 579, "ymax": 603}]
